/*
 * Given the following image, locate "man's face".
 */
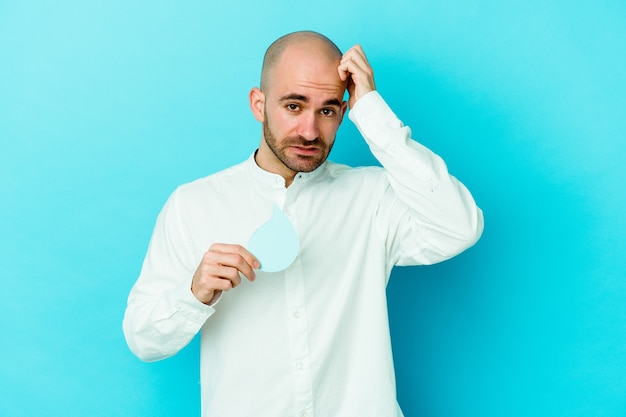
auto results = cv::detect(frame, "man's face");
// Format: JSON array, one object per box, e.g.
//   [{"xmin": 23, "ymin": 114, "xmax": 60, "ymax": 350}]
[
  {"xmin": 253, "ymin": 44, "xmax": 347, "ymax": 179},
  {"xmin": 261, "ymin": 107, "xmax": 336, "ymax": 174}
]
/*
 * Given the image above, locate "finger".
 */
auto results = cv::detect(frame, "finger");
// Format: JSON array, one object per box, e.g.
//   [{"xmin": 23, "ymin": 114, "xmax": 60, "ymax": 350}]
[
  {"xmin": 338, "ymin": 59, "xmax": 363, "ymax": 78},
  {"xmin": 209, "ymin": 243, "xmax": 260, "ymax": 269},
  {"xmin": 232, "ymin": 244, "xmax": 262, "ymax": 273},
  {"xmin": 338, "ymin": 67, "xmax": 375, "ymax": 108},
  {"xmin": 338, "ymin": 54, "xmax": 361, "ymax": 79},
  {"xmin": 192, "ymin": 262, "xmax": 241, "ymax": 303},
  {"xmin": 205, "ymin": 247, "xmax": 257, "ymax": 282},
  {"xmin": 338, "ymin": 66, "xmax": 349, "ymax": 81},
  {"xmin": 210, "ymin": 243, "xmax": 260, "ymax": 271},
  {"xmin": 206, "ymin": 263, "xmax": 242, "ymax": 288},
  {"xmin": 340, "ymin": 45, "xmax": 370, "ymax": 71},
  {"xmin": 227, "ymin": 246, "xmax": 259, "ymax": 282},
  {"xmin": 339, "ymin": 46, "xmax": 375, "ymax": 92},
  {"xmin": 191, "ymin": 272, "xmax": 230, "ymax": 304},
  {"xmin": 205, "ymin": 276, "xmax": 235, "ymax": 292},
  {"xmin": 340, "ymin": 55, "xmax": 373, "ymax": 83}
]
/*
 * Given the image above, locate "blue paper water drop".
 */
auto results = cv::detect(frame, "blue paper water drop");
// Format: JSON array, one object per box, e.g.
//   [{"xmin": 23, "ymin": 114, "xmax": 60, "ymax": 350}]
[{"xmin": 247, "ymin": 204, "xmax": 299, "ymax": 272}]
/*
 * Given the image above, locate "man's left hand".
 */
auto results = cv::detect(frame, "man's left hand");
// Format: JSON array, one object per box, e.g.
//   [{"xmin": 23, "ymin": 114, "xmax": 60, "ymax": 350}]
[{"xmin": 338, "ymin": 44, "xmax": 376, "ymax": 109}]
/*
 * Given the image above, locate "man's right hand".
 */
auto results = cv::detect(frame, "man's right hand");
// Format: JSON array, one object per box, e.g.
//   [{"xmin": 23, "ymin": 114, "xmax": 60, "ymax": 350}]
[{"xmin": 191, "ymin": 243, "xmax": 260, "ymax": 305}]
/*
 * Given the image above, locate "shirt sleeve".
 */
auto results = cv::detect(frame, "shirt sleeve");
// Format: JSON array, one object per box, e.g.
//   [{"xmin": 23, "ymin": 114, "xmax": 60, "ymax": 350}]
[
  {"xmin": 348, "ymin": 91, "xmax": 484, "ymax": 267},
  {"xmin": 122, "ymin": 188, "xmax": 215, "ymax": 362}
]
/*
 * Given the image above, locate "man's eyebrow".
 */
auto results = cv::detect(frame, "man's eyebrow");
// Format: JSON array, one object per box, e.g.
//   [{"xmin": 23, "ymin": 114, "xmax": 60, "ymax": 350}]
[
  {"xmin": 323, "ymin": 98, "xmax": 342, "ymax": 107},
  {"xmin": 279, "ymin": 94, "xmax": 308, "ymax": 102},
  {"xmin": 278, "ymin": 95, "xmax": 342, "ymax": 107}
]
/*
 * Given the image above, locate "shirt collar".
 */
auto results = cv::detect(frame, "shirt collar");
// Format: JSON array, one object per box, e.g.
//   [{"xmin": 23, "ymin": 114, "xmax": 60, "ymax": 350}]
[{"xmin": 245, "ymin": 151, "xmax": 328, "ymax": 188}]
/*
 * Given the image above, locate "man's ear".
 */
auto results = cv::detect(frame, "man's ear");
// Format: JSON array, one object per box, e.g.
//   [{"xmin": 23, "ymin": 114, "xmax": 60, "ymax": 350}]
[
  {"xmin": 339, "ymin": 101, "xmax": 348, "ymax": 124},
  {"xmin": 249, "ymin": 87, "xmax": 265, "ymax": 122}
]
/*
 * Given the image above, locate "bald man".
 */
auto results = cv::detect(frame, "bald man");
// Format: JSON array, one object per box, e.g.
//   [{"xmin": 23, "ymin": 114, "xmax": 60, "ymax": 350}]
[{"xmin": 124, "ymin": 31, "xmax": 483, "ymax": 417}]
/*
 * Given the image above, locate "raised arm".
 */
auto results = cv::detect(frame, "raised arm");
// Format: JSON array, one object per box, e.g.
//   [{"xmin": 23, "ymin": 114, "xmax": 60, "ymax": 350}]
[{"xmin": 340, "ymin": 44, "xmax": 484, "ymax": 265}]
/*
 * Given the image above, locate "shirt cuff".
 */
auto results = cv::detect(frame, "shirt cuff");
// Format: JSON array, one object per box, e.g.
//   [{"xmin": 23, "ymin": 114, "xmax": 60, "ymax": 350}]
[
  {"xmin": 348, "ymin": 90, "xmax": 404, "ymax": 149},
  {"xmin": 168, "ymin": 282, "xmax": 216, "ymax": 325}
]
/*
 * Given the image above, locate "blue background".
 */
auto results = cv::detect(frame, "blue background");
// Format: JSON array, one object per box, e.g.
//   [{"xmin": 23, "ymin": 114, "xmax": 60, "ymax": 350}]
[{"xmin": 1, "ymin": 1, "xmax": 625, "ymax": 416}]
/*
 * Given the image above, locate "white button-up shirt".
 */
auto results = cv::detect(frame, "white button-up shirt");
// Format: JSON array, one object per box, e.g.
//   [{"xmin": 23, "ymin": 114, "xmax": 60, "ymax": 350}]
[{"xmin": 123, "ymin": 91, "xmax": 483, "ymax": 417}]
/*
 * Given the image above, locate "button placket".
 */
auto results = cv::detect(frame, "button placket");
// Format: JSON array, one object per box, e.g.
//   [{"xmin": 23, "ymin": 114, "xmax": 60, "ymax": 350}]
[{"xmin": 284, "ymin": 258, "xmax": 314, "ymax": 416}]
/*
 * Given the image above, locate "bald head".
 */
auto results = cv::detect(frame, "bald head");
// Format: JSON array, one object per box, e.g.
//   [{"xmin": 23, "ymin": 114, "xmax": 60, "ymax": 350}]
[{"xmin": 260, "ymin": 31, "xmax": 343, "ymax": 92}]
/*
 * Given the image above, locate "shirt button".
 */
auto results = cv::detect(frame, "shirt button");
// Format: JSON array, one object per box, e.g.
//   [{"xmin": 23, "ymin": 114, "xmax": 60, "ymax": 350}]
[
  {"xmin": 292, "ymin": 310, "xmax": 301, "ymax": 318},
  {"xmin": 296, "ymin": 362, "xmax": 304, "ymax": 370},
  {"xmin": 300, "ymin": 411, "xmax": 310, "ymax": 417}
]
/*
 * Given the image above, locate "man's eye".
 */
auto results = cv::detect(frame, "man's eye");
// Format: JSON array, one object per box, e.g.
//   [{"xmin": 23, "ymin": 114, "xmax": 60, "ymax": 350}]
[
  {"xmin": 321, "ymin": 108, "xmax": 336, "ymax": 116},
  {"xmin": 286, "ymin": 103, "xmax": 300, "ymax": 111}
]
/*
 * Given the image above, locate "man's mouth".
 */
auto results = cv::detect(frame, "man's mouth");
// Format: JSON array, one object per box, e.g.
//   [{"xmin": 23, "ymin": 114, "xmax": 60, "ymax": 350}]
[{"xmin": 289, "ymin": 145, "xmax": 321, "ymax": 156}]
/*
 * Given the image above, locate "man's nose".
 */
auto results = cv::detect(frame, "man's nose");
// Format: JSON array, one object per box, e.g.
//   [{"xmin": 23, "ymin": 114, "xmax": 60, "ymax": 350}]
[{"xmin": 297, "ymin": 112, "xmax": 319, "ymax": 141}]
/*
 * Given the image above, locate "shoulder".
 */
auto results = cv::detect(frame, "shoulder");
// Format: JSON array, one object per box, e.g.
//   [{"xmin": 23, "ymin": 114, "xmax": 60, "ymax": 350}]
[
  {"xmin": 324, "ymin": 160, "xmax": 385, "ymax": 181},
  {"xmin": 172, "ymin": 160, "xmax": 248, "ymax": 202},
  {"xmin": 321, "ymin": 160, "xmax": 388, "ymax": 191}
]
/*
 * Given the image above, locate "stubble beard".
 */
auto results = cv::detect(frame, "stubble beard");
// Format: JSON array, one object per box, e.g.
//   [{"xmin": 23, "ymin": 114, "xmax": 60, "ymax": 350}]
[{"xmin": 262, "ymin": 118, "xmax": 333, "ymax": 174}]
